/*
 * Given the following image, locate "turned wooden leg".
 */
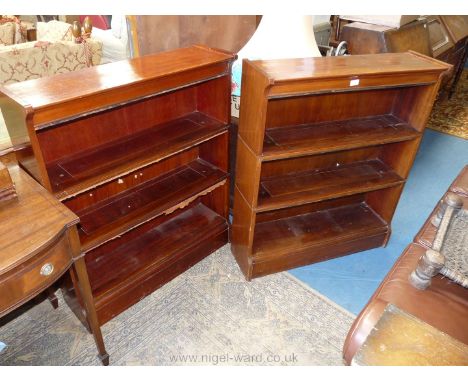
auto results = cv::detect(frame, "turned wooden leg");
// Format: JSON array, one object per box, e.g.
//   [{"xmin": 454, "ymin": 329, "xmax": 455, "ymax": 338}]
[
  {"xmin": 431, "ymin": 193, "xmax": 463, "ymax": 229},
  {"xmin": 409, "ymin": 249, "xmax": 445, "ymax": 290},
  {"xmin": 47, "ymin": 286, "xmax": 59, "ymax": 309},
  {"xmin": 67, "ymin": 228, "xmax": 109, "ymax": 366},
  {"xmin": 412, "ymin": 192, "xmax": 463, "ymax": 290}
]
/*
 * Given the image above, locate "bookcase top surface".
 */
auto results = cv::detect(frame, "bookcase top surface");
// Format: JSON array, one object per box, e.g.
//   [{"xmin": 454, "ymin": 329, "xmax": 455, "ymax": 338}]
[
  {"xmin": 0, "ymin": 45, "xmax": 235, "ymax": 111},
  {"xmin": 248, "ymin": 52, "xmax": 451, "ymax": 83}
]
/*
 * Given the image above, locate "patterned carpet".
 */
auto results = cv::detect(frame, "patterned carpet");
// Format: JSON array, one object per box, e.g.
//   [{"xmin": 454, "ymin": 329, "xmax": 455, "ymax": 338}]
[
  {"xmin": 427, "ymin": 70, "xmax": 468, "ymax": 139},
  {"xmin": 0, "ymin": 245, "xmax": 355, "ymax": 366}
]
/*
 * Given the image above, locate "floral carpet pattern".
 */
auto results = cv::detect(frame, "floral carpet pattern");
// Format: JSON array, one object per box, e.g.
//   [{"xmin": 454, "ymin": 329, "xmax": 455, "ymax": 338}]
[
  {"xmin": 0, "ymin": 245, "xmax": 355, "ymax": 366},
  {"xmin": 427, "ymin": 70, "xmax": 468, "ymax": 139}
]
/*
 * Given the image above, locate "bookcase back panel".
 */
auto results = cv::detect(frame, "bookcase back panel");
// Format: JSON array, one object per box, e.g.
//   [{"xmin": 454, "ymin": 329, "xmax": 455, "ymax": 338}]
[
  {"xmin": 260, "ymin": 147, "xmax": 382, "ymax": 179},
  {"xmin": 37, "ymin": 90, "xmax": 195, "ymax": 163},
  {"xmin": 265, "ymin": 88, "xmax": 399, "ymax": 128},
  {"xmin": 392, "ymin": 84, "xmax": 436, "ymax": 131},
  {"xmin": 84, "ymin": 198, "xmax": 228, "ymax": 314},
  {"xmin": 196, "ymin": 75, "xmax": 232, "ymax": 124},
  {"xmin": 37, "ymin": 88, "xmax": 198, "ymax": 163},
  {"xmin": 257, "ymin": 143, "xmax": 417, "ymax": 212},
  {"xmin": 198, "ymin": 131, "xmax": 229, "ymax": 171},
  {"xmin": 255, "ymin": 194, "xmax": 365, "ymax": 224},
  {"xmin": 365, "ymin": 184, "xmax": 405, "ymax": 223},
  {"xmin": 63, "ymin": 147, "xmax": 200, "ymax": 212},
  {"xmin": 36, "ymin": 75, "xmax": 231, "ymax": 166}
]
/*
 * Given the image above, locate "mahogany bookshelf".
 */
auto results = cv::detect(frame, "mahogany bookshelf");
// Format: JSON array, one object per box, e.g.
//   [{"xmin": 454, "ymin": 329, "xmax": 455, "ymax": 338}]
[
  {"xmin": 1, "ymin": 45, "xmax": 236, "ymax": 326},
  {"xmin": 231, "ymin": 52, "xmax": 451, "ymax": 280}
]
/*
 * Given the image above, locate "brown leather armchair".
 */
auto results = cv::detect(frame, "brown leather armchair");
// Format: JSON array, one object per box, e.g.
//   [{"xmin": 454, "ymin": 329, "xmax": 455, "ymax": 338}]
[{"xmin": 343, "ymin": 165, "xmax": 468, "ymax": 365}]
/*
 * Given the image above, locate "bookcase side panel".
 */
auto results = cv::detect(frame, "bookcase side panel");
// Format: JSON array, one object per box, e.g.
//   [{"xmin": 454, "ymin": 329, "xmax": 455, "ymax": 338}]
[
  {"xmin": 36, "ymin": 88, "xmax": 198, "ymax": 164},
  {"xmin": 237, "ymin": 60, "xmax": 270, "ymax": 155},
  {"xmin": 392, "ymin": 81, "xmax": 442, "ymax": 132},
  {"xmin": 265, "ymin": 88, "xmax": 398, "ymax": 128},
  {"xmin": 231, "ymin": 186, "xmax": 256, "ymax": 279},
  {"xmin": 365, "ymin": 184, "xmax": 405, "ymax": 224},
  {"xmin": 196, "ymin": 74, "xmax": 232, "ymax": 124},
  {"xmin": 234, "ymin": 137, "xmax": 262, "ymax": 208}
]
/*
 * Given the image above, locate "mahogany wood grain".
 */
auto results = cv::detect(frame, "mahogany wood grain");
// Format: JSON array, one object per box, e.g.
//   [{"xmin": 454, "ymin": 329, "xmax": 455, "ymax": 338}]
[
  {"xmin": 252, "ymin": 232, "xmax": 388, "ymax": 279},
  {"xmin": 262, "ymin": 115, "xmax": 419, "ymax": 161},
  {"xmin": 230, "ymin": 187, "xmax": 257, "ymax": 280},
  {"xmin": 1, "ymin": 46, "xmax": 235, "ymax": 338},
  {"xmin": 231, "ymin": 52, "xmax": 450, "ymax": 279},
  {"xmin": 253, "ymin": 202, "xmax": 387, "ymax": 258},
  {"xmin": 366, "ymin": 184, "xmax": 405, "ymax": 225},
  {"xmin": 1, "ymin": 46, "xmax": 234, "ymax": 126},
  {"xmin": 260, "ymin": 146, "xmax": 381, "ymax": 178},
  {"xmin": 235, "ymin": 137, "xmax": 262, "ymax": 208},
  {"xmin": 0, "ymin": 166, "xmax": 77, "ymax": 274},
  {"xmin": 236, "ymin": 59, "xmax": 271, "ymax": 155},
  {"xmin": 255, "ymin": 194, "xmax": 365, "ymax": 224},
  {"xmin": 37, "ymin": 88, "xmax": 198, "ymax": 163},
  {"xmin": 0, "ymin": 233, "xmax": 72, "ymax": 316},
  {"xmin": 75, "ymin": 159, "xmax": 227, "ymax": 252},
  {"xmin": 251, "ymin": 202, "xmax": 388, "ymax": 278},
  {"xmin": 258, "ymin": 159, "xmax": 404, "ymax": 212},
  {"xmin": 63, "ymin": 148, "xmax": 199, "ymax": 212},
  {"xmin": 265, "ymin": 88, "xmax": 399, "ymax": 128},
  {"xmin": 85, "ymin": 202, "xmax": 228, "ymax": 324},
  {"xmin": 0, "ymin": 161, "xmax": 16, "ymax": 202},
  {"xmin": 250, "ymin": 52, "xmax": 449, "ymax": 83},
  {"xmin": 45, "ymin": 112, "xmax": 227, "ymax": 199},
  {"xmin": 0, "ymin": 165, "xmax": 108, "ymax": 364}
]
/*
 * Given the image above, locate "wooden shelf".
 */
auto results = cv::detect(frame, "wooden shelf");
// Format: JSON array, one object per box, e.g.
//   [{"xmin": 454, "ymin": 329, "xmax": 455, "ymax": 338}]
[
  {"xmin": 262, "ymin": 114, "xmax": 419, "ymax": 160},
  {"xmin": 253, "ymin": 202, "xmax": 388, "ymax": 260},
  {"xmin": 86, "ymin": 203, "xmax": 228, "ymax": 302},
  {"xmin": 232, "ymin": 53, "xmax": 449, "ymax": 280},
  {"xmin": 47, "ymin": 112, "xmax": 227, "ymax": 200},
  {"xmin": 75, "ymin": 158, "xmax": 227, "ymax": 252},
  {"xmin": 2, "ymin": 45, "xmax": 235, "ymax": 330},
  {"xmin": 257, "ymin": 159, "xmax": 404, "ymax": 212}
]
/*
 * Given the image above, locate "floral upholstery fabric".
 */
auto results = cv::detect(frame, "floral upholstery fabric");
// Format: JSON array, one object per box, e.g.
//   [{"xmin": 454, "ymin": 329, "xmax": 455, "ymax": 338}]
[
  {"xmin": 36, "ymin": 20, "xmax": 73, "ymax": 42},
  {"xmin": 0, "ymin": 16, "xmax": 28, "ymax": 45},
  {"xmin": 0, "ymin": 22, "xmax": 15, "ymax": 46},
  {"xmin": 0, "ymin": 39, "xmax": 102, "ymax": 149},
  {"xmin": 0, "ymin": 39, "xmax": 102, "ymax": 84}
]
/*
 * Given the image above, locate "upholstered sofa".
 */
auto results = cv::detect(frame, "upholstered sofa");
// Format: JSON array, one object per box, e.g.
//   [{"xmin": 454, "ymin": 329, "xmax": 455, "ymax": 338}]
[
  {"xmin": 343, "ymin": 165, "xmax": 468, "ymax": 364},
  {"xmin": 0, "ymin": 20, "xmax": 102, "ymax": 84},
  {"xmin": 0, "ymin": 20, "xmax": 103, "ymax": 149}
]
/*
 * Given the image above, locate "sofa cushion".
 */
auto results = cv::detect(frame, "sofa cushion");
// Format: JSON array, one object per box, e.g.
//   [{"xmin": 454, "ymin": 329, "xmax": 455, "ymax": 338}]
[
  {"xmin": 37, "ymin": 20, "xmax": 72, "ymax": 42},
  {"xmin": 0, "ymin": 22, "xmax": 15, "ymax": 46}
]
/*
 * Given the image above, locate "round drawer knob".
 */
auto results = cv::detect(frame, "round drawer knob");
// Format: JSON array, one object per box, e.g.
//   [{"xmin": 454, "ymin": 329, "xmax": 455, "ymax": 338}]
[{"xmin": 40, "ymin": 263, "xmax": 54, "ymax": 276}]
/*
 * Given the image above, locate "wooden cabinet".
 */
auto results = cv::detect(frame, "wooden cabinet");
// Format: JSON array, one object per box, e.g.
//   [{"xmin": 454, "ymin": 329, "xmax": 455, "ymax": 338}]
[
  {"xmin": 231, "ymin": 52, "xmax": 450, "ymax": 280},
  {"xmin": 1, "ymin": 45, "xmax": 236, "ymax": 325},
  {"xmin": 341, "ymin": 20, "xmax": 432, "ymax": 56},
  {"xmin": 0, "ymin": 164, "xmax": 108, "ymax": 364},
  {"xmin": 430, "ymin": 16, "xmax": 468, "ymax": 98}
]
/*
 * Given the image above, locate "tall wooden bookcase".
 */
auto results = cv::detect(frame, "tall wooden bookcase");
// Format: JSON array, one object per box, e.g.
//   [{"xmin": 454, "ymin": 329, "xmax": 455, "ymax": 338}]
[
  {"xmin": 231, "ymin": 51, "xmax": 451, "ymax": 280},
  {"xmin": 1, "ymin": 45, "xmax": 236, "ymax": 325}
]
